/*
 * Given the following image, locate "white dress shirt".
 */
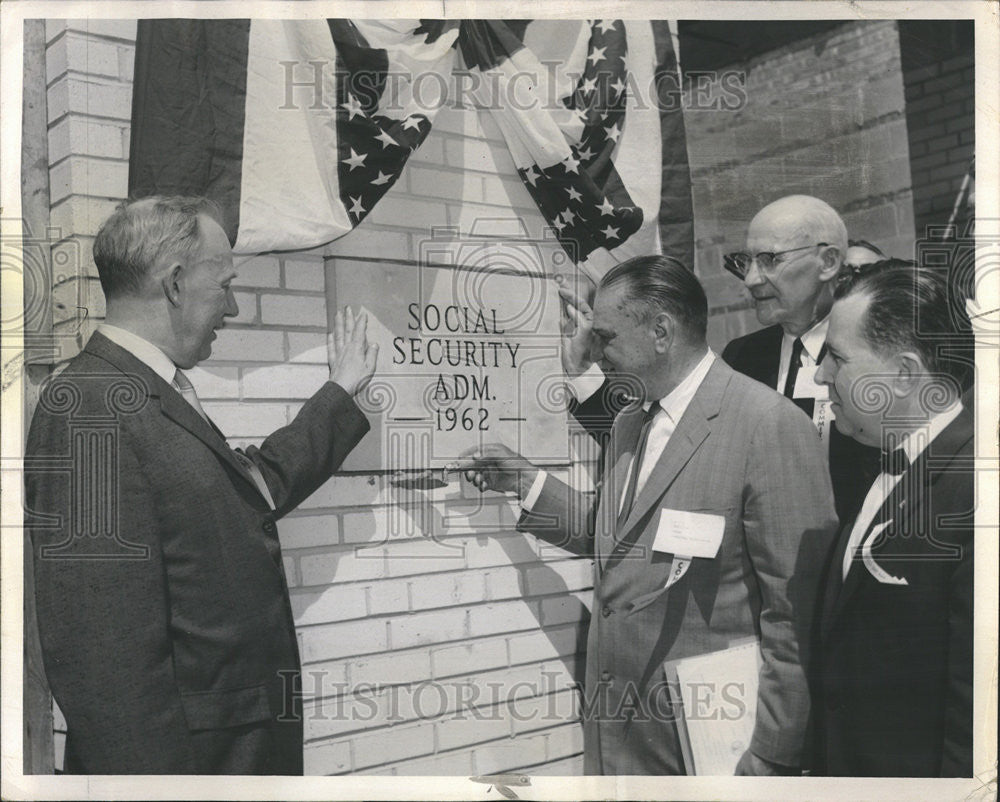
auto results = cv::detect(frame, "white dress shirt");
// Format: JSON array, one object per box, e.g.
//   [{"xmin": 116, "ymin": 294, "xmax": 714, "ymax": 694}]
[
  {"xmin": 566, "ymin": 362, "xmax": 607, "ymax": 403},
  {"xmin": 841, "ymin": 401, "xmax": 964, "ymax": 580},
  {"xmin": 524, "ymin": 350, "xmax": 717, "ymax": 512},
  {"xmin": 98, "ymin": 324, "xmax": 177, "ymax": 385},
  {"xmin": 97, "ymin": 323, "xmax": 277, "ymax": 510},
  {"xmin": 776, "ymin": 315, "xmax": 829, "ymax": 393}
]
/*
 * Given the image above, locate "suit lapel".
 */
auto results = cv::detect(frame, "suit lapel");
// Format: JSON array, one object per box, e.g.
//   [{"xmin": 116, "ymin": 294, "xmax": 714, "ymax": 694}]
[
  {"xmin": 613, "ymin": 360, "xmax": 727, "ymax": 550},
  {"xmin": 597, "ymin": 403, "xmax": 644, "ymax": 570},
  {"xmin": 823, "ymin": 405, "xmax": 974, "ymax": 635},
  {"xmin": 86, "ymin": 333, "xmax": 266, "ymax": 501},
  {"xmin": 739, "ymin": 325, "xmax": 783, "ymax": 388},
  {"xmin": 824, "ymin": 487, "xmax": 902, "ymax": 633}
]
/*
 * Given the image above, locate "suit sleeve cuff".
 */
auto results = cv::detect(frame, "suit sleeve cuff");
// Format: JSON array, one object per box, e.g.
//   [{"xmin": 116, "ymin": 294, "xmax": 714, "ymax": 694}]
[
  {"xmin": 520, "ymin": 469, "xmax": 548, "ymax": 512},
  {"xmin": 567, "ymin": 364, "xmax": 605, "ymax": 403}
]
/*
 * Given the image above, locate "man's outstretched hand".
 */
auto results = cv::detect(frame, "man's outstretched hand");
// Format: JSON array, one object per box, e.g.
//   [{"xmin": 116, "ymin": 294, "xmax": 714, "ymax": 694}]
[
  {"xmin": 328, "ymin": 306, "xmax": 378, "ymax": 397},
  {"xmin": 457, "ymin": 443, "xmax": 539, "ymax": 499}
]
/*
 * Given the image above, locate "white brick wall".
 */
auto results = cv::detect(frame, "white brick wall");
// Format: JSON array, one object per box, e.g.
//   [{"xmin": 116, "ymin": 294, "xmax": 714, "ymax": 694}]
[{"xmin": 44, "ymin": 20, "xmax": 588, "ymax": 777}]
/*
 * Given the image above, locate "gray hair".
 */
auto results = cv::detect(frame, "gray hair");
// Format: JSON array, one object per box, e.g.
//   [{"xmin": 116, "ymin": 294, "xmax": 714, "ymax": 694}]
[{"xmin": 93, "ymin": 196, "xmax": 223, "ymax": 298}]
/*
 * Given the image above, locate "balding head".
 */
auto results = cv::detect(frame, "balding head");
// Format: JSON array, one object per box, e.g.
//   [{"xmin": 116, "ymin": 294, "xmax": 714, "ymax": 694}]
[
  {"xmin": 744, "ymin": 195, "xmax": 847, "ymax": 335},
  {"xmin": 749, "ymin": 195, "xmax": 849, "ymax": 256}
]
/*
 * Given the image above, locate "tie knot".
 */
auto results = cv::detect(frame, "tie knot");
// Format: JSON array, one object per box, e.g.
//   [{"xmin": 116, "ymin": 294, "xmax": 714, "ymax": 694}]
[
  {"xmin": 880, "ymin": 447, "xmax": 910, "ymax": 476},
  {"xmin": 790, "ymin": 337, "xmax": 805, "ymax": 361},
  {"xmin": 173, "ymin": 369, "xmax": 193, "ymax": 392}
]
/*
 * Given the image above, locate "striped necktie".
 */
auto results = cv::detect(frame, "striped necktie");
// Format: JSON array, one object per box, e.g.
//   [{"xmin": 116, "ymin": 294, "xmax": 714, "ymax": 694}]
[
  {"xmin": 172, "ymin": 369, "xmax": 276, "ymax": 510},
  {"xmin": 172, "ymin": 369, "xmax": 209, "ymax": 422}
]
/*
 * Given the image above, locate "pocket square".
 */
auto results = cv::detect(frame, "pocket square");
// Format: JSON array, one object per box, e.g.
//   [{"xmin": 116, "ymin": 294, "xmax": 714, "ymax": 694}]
[{"xmin": 861, "ymin": 522, "xmax": 908, "ymax": 585}]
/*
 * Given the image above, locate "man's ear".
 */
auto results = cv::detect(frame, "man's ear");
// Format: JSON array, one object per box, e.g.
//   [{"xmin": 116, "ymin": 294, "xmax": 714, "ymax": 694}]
[
  {"xmin": 818, "ymin": 245, "xmax": 842, "ymax": 282},
  {"xmin": 161, "ymin": 262, "xmax": 184, "ymax": 308},
  {"xmin": 653, "ymin": 312, "xmax": 674, "ymax": 354},
  {"xmin": 892, "ymin": 351, "xmax": 925, "ymax": 396}
]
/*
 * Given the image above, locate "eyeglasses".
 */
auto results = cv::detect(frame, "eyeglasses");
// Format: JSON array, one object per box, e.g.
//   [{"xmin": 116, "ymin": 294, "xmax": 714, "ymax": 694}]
[{"xmin": 723, "ymin": 243, "xmax": 829, "ymax": 280}]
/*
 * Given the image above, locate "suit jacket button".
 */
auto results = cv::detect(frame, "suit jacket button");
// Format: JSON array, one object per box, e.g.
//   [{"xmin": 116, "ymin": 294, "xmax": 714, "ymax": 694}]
[
  {"xmin": 263, "ymin": 521, "xmax": 276, "ymax": 534},
  {"xmin": 602, "ymin": 605, "xmax": 612, "ymax": 617},
  {"xmin": 601, "ymin": 671, "xmax": 612, "ymax": 682}
]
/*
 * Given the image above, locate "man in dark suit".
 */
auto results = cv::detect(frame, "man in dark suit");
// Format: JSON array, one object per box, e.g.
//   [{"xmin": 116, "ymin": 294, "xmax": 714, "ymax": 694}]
[
  {"xmin": 720, "ymin": 195, "xmax": 880, "ymax": 523},
  {"xmin": 25, "ymin": 196, "xmax": 378, "ymax": 774},
  {"xmin": 463, "ymin": 256, "xmax": 837, "ymax": 775},
  {"xmin": 810, "ymin": 264, "xmax": 974, "ymax": 776}
]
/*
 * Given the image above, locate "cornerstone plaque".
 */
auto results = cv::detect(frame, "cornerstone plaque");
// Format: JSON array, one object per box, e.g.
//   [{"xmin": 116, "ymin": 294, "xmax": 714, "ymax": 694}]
[{"xmin": 334, "ymin": 245, "xmax": 570, "ymax": 472}]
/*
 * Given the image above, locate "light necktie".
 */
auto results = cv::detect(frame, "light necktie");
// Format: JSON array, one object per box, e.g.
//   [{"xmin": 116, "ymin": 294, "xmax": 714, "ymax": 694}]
[
  {"xmin": 173, "ymin": 369, "xmax": 276, "ymax": 510},
  {"xmin": 617, "ymin": 401, "xmax": 661, "ymax": 529},
  {"xmin": 783, "ymin": 337, "xmax": 805, "ymax": 398},
  {"xmin": 172, "ymin": 369, "xmax": 209, "ymax": 422}
]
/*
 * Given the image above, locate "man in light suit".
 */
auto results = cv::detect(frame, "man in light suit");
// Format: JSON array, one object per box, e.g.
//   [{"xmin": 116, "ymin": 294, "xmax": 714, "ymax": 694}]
[
  {"xmin": 810, "ymin": 263, "xmax": 974, "ymax": 776},
  {"xmin": 463, "ymin": 255, "xmax": 838, "ymax": 775},
  {"xmin": 25, "ymin": 196, "xmax": 378, "ymax": 774},
  {"xmin": 558, "ymin": 198, "xmax": 882, "ymax": 525}
]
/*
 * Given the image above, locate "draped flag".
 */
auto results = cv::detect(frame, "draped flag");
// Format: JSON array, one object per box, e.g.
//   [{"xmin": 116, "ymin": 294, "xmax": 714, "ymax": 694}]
[{"xmin": 129, "ymin": 18, "xmax": 693, "ymax": 273}]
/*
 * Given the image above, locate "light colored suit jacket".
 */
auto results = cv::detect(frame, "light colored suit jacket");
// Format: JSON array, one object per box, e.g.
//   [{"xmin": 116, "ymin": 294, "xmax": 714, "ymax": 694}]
[
  {"xmin": 520, "ymin": 358, "xmax": 837, "ymax": 774},
  {"xmin": 26, "ymin": 333, "xmax": 369, "ymax": 774}
]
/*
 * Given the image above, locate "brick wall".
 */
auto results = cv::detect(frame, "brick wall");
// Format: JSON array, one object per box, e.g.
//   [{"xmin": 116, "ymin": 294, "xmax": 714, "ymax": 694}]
[
  {"xmin": 41, "ymin": 18, "xmax": 592, "ymax": 775},
  {"xmin": 290, "ymin": 100, "xmax": 593, "ymax": 778},
  {"xmin": 898, "ymin": 21, "xmax": 975, "ymax": 240},
  {"xmin": 45, "ymin": 18, "xmax": 136, "ymax": 352},
  {"xmin": 682, "ymin": 21, "xmax": 918, "ymax": 350}
]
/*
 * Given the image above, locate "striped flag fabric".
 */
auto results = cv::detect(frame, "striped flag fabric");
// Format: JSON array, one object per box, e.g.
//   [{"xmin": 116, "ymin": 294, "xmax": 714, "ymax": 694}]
[{"xmin": 128, "ymin": 18, "xmax": 692, "ymax": 273}]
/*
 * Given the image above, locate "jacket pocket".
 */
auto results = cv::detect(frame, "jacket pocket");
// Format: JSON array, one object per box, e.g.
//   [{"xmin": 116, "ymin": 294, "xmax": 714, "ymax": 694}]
[{"xmin": 180, "ymin": 684, "xmax": 272, "ymax": 731}]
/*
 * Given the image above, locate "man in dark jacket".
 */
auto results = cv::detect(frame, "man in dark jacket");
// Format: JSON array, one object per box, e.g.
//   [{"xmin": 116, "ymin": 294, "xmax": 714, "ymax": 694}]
[
  {"xmin": 810, "ymin": 263, "xmax": 974, "ymax": 776},
  {"xmin": 26, "ymin": 196, "xmax": 377, "ymax": 774}
]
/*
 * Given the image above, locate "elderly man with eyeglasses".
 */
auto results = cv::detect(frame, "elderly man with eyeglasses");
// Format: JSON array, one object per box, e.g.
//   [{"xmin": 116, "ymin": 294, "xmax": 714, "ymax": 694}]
[{"xmin": 720, "ymin": 195, "xmax": 880, "ymax": 525}]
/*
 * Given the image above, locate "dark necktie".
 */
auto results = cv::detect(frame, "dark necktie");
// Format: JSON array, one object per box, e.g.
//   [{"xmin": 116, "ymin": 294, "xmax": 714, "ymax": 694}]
[
  {"xmin": 617, "ymin": 401, "xmax": 660, "ymax": 529},
  {"xmin": 880, "ymin": 447, "xmax": 910, "ymax": 476},
  {"xmin": 783, "ymin": 337, "xmax": 805, "ymax": 398}
]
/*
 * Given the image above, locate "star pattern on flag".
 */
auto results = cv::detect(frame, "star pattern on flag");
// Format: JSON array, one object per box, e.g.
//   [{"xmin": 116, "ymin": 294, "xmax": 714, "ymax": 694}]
[
  {"xmin": 587, "ymin": 46, "xmax": 606, "ymax": 65},
  {"xmin": 341, "ymin": 93, "xmax": 365, "ymax": 120},
  {"xmin": 514, "ymin": 18, "xmax": 644, "ymax": 262},
  {"xmin": 342, "ymin": 148, "xmax": 368, "ymax": 171},
  {"xmin": 333, "ymin": 61, "xmax": 432, "ymax": 226},
  {"xmin": 375, "ymin": 129, "xmax": 398, "ymax": 148}
]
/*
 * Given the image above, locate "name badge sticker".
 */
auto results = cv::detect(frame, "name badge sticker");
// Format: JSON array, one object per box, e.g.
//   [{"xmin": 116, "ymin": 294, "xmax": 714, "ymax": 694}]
[
  {"xmin": 813, "ymin": 399, "xmax": 834, "ymax": 444},
  {"xmin": 653, "ymin": 509, "xmax": 726, "ymax": 559}
]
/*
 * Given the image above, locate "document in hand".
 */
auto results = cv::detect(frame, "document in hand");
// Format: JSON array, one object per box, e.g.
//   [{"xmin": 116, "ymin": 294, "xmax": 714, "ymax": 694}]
[{"xmin": 664, "ymin": 638, "xmax": 762, "ymax": 775}]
